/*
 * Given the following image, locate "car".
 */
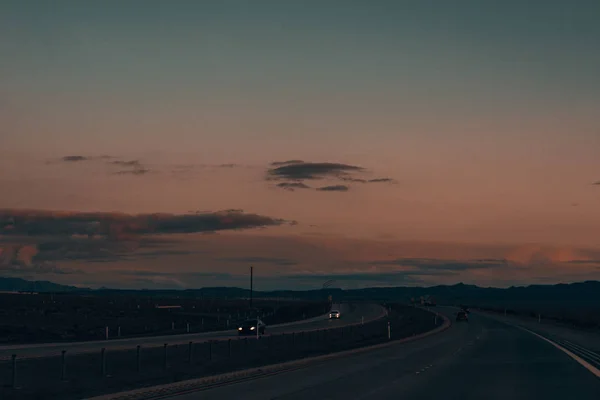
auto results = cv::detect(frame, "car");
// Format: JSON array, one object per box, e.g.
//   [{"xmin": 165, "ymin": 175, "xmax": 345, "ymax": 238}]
[
  {"xmin": 456, "ymin": 310, "xmax": 469, "ymax": 322},
  {"xmin": 329, "ymin": 310, "xmax": 341, "ymax": 319},
  {"xmin": 238, "ymin": 318, "xmax": 266, "ymax": 335}
]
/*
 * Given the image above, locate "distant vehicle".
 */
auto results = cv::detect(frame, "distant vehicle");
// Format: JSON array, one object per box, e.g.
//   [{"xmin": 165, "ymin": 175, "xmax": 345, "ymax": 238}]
[
  {"xmin": 238, "ymin": 318, "xmax": 266, "ymax": 335},
  {"xmin": 329, "ymin": 310, "xmax": 341, "ymax": 319},
  {"xmin": 456, "ymin": 311, "xmax": 469, "ymax": 322}
]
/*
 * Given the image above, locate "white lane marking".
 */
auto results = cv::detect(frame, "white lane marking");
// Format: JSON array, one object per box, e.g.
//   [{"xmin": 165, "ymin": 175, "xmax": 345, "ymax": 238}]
[
  {"xmin": 518, "ymin": 326, "xmax": 600, "ymax": 379},
  {"xmin": 416, "ymin": 371, "xmax": 420, "ymax": 374},
  {"xmin": 557, "ymin": 340, "xmax": 600, "ymax": 364}
]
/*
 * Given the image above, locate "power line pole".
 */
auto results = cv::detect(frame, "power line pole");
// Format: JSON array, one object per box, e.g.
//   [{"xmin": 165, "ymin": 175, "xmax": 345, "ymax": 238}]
[{"xmin": 250, "ymin": 266, "xmax": 253, "ymax": 310}]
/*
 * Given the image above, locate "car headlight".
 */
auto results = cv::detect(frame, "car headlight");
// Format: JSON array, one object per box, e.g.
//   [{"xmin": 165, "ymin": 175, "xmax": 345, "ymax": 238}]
[
  {"xmin": 250, "ymin": 326, "xmax": 255, "ymax": 330},
  {"xmin": 238, "ymin": 327, "xmax": 242, "ymax": 331}
]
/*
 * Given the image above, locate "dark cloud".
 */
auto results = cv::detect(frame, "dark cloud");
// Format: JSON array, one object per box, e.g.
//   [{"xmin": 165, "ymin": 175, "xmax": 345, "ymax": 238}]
[
  {"xmin": 285, "ymin": 271, "xmax": 436, "ymax": 286},
  {"xmin": 371, "ymin": 258, "xmax": 508, "ymax": 271},
  {"xmin": 565, "ymin": 259, "xmax": 600, "ymax": 265},
  {"xmin": 340, "ymin": 177, "xmax": 367, "ymax": 183},
  {"xmin": 267, "ymin": 161, "xmax": 394, "ymax": 193},
  {"xmin": 218, "ymin": 163, "xmax": 238, "ymax": 168},
  {"xmin": 270, "ymin": 160, "xmax": 305, "ymax": 167},
  {"xmin": 0, "ymin": 209, "xmax": 287, "ymax": 238},
  {"xmin": 219, "ymin": 256, "xmax": 297, "ymax": 266},
  {"xmin": 1, "ymin": 253, "xmax": 82, "ymax": 276},
  {"xmin": 60, "ymin": 155, "xmax": 116, "ymax": 163},
  {"xmin": 30, "ymin": 238, "xmax": 201, "ymax": 264},
  {"xmin": 62, "ymin": 155, "xmax": 89, "ymax": 162},
  {"xmin": 368, "ymin": 178, "xmax": 394, "ymax": 183},
  {"xmin": 593, "ymin": 181, "xmax": 600, "ymax": 185},
  {"xmin": 268, "ymin": 162, "xmax": 363, "ymax": 181},
  {"xmin": 119, "ymin": 270, "xmax": 235, "ymax": 279},
  {"xmin": 285, "ymin": 258, "xmax": 510, "ymax": 286},
  {"xmin": 316, "ymin": 185, "xmax": 349, "ymax": 192},
  {"xmin": 114, "ymin": 168, "xmax": 151, "ymax": 176},
  {"xmin": 111, "ymin": 160, "xmax": 142, "ymax": 167},
  {"xmin": 276, "ymin": 182, "xmax": 311, "ymax": 191}
]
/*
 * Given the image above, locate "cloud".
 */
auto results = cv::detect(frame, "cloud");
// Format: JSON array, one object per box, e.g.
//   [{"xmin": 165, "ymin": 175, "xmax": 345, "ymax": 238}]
[
  {"xmin": 593, "ymin": 181, "xmax": 600, "ymax": 185},
  {"xmin": 114, "ymin": 168, "xmax": 151, "ymax": 176},
  {"xmin": 276, "ymin": 182, "xmax": 311, "ymax": 191},
  {"xmin": 371, "ymin": 257, "xmax": 508, "ymax": 271},
  {"xmin": 316, "ymin": 185, "xmax": 349, "ymax": 192},
  {"xmin": 268, "ymin": 162, "xmax": 364, "ymax": 181},
  {"xmin": 0, "ymin": 243, "xmax": 83, "ymax": 276},
  {"xmin": 270, "ymin": 160, "xmax": 305, "ymax": 167},
  {"xmin": 267, "ymin": 161, "xmax": 394, "ymax": 193},
  {"xmin": 59, "ymin": 155, "xmax": 116, "ymax": 163},
  {"xmin": 368, "ymin": 178, "xmax": 394, "ymax": 183},
  {"xmin": 340, "ymin": 177, "xmax": 367, "ymax": 183},
  {"xmin": 62, "ymin": 155, "xmax": 89, "ymax": 162},
  {"xmin": 108, "ymin": 159, "xmax": 153, "ymax": 176},
  {"xmin": 0, "ymin": 209, "xmax": 288, "ymax": 238},
  {"xmin": 219, "ymin": 256, "xmax": 297, "ymax": 266},
  {"xmin": 111, "ymin": 160, "xmax": 142, "ymax": 167}
]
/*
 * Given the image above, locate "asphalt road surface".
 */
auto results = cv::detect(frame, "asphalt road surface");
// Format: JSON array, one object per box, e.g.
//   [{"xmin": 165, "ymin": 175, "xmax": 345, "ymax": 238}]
[
  {"xmin": 0, "ymin": 303, "xmax": 384, "ymax": 360},
  {"xmin": 167, "ymin": 307, "xmax": 600, "ymax": 400}
]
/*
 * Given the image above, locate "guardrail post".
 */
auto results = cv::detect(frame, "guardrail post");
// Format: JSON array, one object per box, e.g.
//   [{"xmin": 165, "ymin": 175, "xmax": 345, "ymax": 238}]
[
  {"xmin": 136, "ymin": 345, "xmax": 141, "ymax": 372},
  {"xmin": 187, "ymin": 322, "xmax": 190, "ymax": 333},
  {"xmin": 11, "ymin": 354, "xmax": 17, "ymax": 389},
  {"xmin": 387, "ymin": 321, "xmax": 391, "ymax": 340},
  {"xmin": 163, "ymin": 343, "xmax": 168, "ymax": 369},
  {"xmin": 188, "ymin": 341, "xmax": 193, "ymax": 363},
  {"xmin": 228, "ymin": 339, "xmax": 232, "ymax": 357},
  {"xmin": 101, "ymin": 347, "xmax": 106, "ymax": 377},
  {"xmin": 60, "ymin": 350, "xmax": 67, "ymax": 381}
]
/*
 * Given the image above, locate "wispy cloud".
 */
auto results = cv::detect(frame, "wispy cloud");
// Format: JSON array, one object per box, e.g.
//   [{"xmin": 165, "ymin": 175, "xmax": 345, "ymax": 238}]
[
  {"xmin": 59, "ymin": 155, "xmax": 115, "ymax": 163},
  {"xmin": 371, "ymin": 257, "xmax": 508, "ymax": 271},
  {"xmin": 276, "ymin": 182, "xmax": 311, "ymax": 191},
  {"xmin": 111, "ymin": 160, "xmax": 142, "ymax": 167},
  {"xmin": 114, "ymin": 168, "xmax": 151, "ymax": 176},
  {"xmin": 219, "ymin": 256, "xmax": 297, "ymax": 266},
  {"xmin": 270, "ymin": 160, "xmax": 305, "ymax": 167},
  {"xmin": 316, "ymin": 185, "xmax": 349, "ymax": 192},
  {"xmin": 61, "ymin": 155, "xmax": 89, "ymax": 162},
  {"xmin": 368, "ymin": 178, "xmax": 394, "ymax": 183}
]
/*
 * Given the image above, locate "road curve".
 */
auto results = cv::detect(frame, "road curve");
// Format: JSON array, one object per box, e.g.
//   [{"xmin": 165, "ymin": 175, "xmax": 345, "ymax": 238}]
[
  {"xmin": 162, "ymin": 307, "xmax": 600, "ymax": 400},
  {"xmin": 0, "ymin": 303, "xmax": 385, "ymax": 360}
]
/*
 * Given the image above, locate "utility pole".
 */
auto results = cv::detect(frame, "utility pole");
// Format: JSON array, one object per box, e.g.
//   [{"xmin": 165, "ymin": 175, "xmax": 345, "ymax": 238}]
[{"xmin": 250, "ymin": 266, "xmax": 253, "ymax": 310}]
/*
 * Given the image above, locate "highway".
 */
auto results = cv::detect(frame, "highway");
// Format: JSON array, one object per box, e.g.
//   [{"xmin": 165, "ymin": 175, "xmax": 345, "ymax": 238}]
[
  {"xmin": 0, "ymin": 303, "xmax": 385, "ymax": 360},
  {"xmin": 164, "ymin": 307, "xmax": 600, "ymax": 400}
]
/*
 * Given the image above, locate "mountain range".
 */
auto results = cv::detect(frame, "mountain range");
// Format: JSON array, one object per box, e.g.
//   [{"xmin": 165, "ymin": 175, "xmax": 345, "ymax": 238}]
[{"xmin": 1, "ymin": 277, "xmax": 599, "ymax": 309}]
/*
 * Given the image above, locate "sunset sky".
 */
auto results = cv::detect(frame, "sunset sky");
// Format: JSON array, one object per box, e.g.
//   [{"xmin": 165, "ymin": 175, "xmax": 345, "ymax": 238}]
[{"xmin": 1, "ymin": 1, "xmax": 600, "ymax": 290}]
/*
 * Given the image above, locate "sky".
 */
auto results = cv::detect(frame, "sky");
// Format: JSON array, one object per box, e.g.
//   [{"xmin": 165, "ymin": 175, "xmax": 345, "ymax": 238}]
[{"xmin": 1, "ymin": 0, "xmax": 600, "ymax": 289}]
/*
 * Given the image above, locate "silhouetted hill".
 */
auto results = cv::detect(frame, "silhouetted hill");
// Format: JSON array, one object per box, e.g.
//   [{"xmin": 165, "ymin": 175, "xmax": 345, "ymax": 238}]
[
  {"xmin": 0, "ymin": 277, "xmax": 84, "ymax": 292},
  {"xmin": 1, "ymin": 277, "xmax": 599, "ymax": 309}
]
